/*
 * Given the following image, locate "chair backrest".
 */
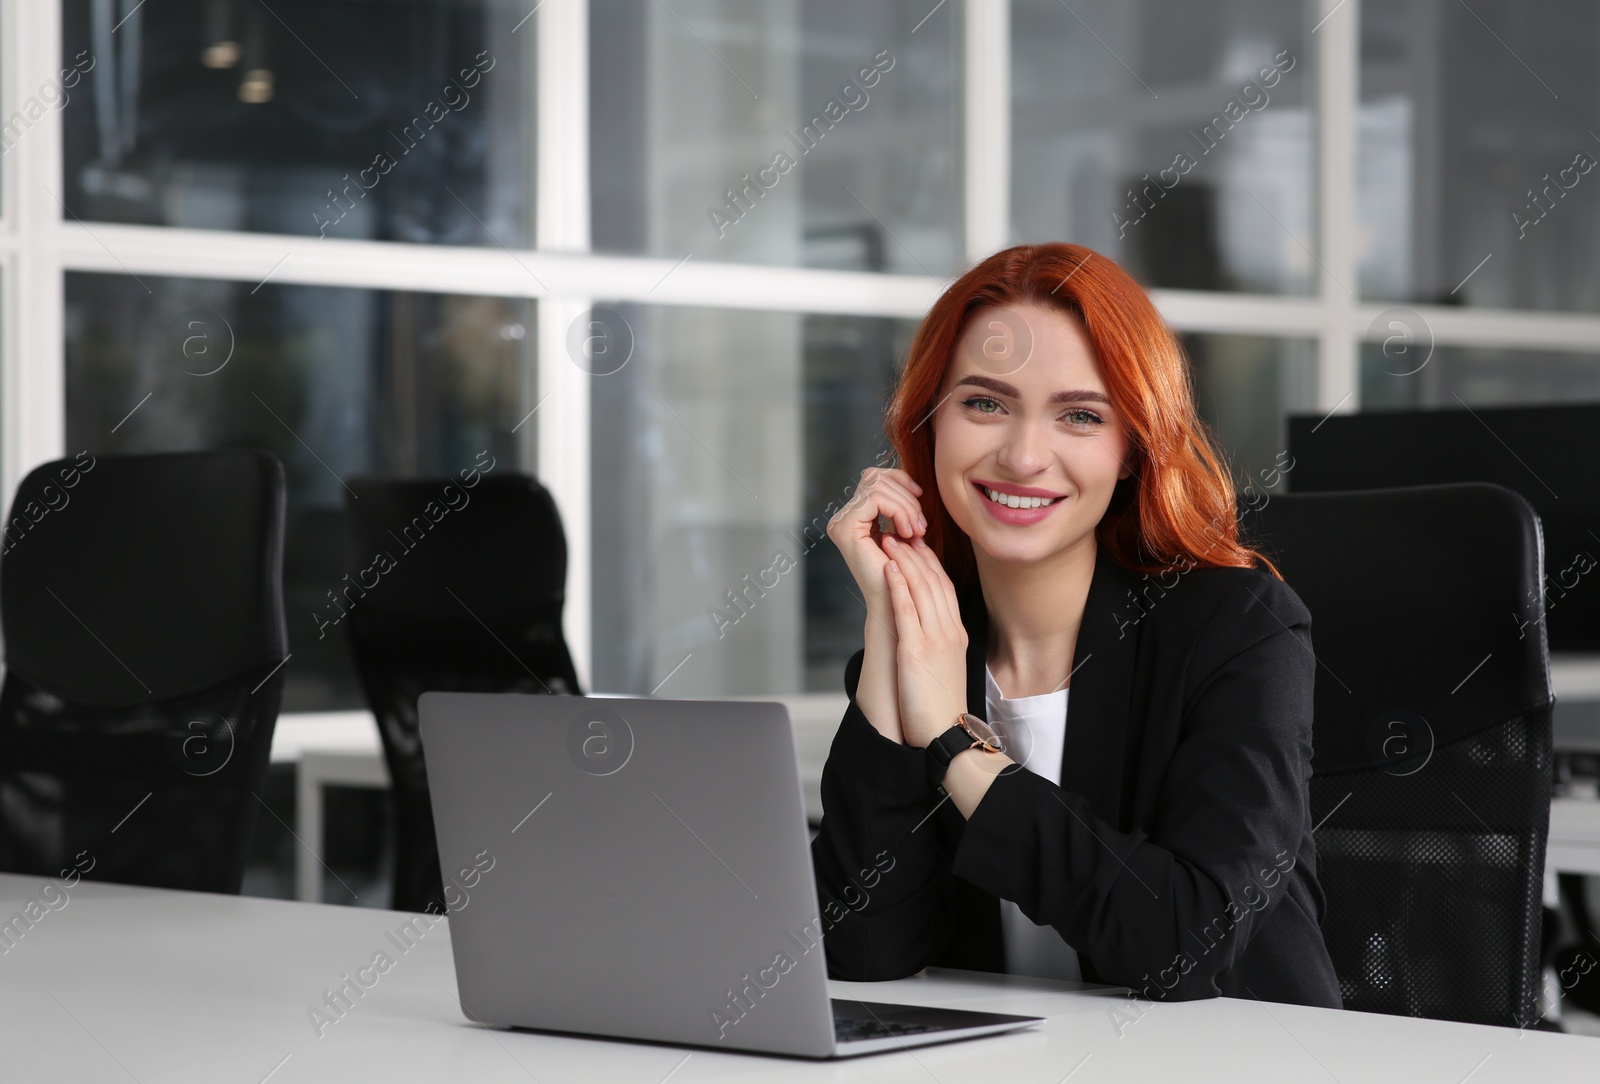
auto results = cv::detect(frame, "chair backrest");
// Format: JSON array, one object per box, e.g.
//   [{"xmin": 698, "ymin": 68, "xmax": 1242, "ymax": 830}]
[
  {"xmin": 342, "ymin": 472, "xmax": 580, "ymax": 912},
  {"xmin": 0, "ymin": 450, "xmax": 288, "ymax": 895},
  {"xmin": 1243, "ymin": 483, "xmax": 1554, "ymax": 1028}
]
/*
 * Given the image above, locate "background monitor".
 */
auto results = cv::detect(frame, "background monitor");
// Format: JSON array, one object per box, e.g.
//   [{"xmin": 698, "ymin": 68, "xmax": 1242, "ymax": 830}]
[{"xmin": 1287, "ymin": 403, "xmax": 1600, "ymax": 654}]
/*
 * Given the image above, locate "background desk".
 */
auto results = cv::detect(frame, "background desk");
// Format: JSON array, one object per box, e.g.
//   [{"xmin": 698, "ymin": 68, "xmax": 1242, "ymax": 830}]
[
  {"xmin": 270, "ymin": 712, "xmax": 391, "ymax": 903},
  {"xmin": 0, "ymin": 872, "xmax": 1590, "ymax": 1081}
]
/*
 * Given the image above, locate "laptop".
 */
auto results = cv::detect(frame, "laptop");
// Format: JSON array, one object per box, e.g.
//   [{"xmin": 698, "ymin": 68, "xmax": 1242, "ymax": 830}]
[{"xmin": 418, "ymin": 692, "xmax": 1043, "ymax": 1058}]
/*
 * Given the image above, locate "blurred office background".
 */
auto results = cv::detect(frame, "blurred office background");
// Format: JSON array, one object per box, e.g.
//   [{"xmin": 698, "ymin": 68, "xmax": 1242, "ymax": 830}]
[{"xmin": 3, "ymin": 1, "xmax": 1599, "ymax": 908}]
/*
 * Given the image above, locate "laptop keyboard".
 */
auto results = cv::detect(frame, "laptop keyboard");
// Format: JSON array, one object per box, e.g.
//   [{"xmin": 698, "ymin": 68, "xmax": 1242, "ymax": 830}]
[{"xmin": 833, "ymin": 1015, "xmax": 938, "ymax": 1043}]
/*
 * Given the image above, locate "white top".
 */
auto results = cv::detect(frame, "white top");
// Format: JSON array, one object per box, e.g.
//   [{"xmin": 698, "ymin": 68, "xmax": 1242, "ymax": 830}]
[{"xmin": 985, "ymin": 663, "xmax": 1082, "ymax": 982}]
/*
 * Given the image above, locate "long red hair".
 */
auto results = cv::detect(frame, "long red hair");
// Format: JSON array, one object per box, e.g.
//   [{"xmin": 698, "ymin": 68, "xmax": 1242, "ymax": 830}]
[{"xmin": 888, "ymin": 243, "xmax": 1279, "ymax": 588}]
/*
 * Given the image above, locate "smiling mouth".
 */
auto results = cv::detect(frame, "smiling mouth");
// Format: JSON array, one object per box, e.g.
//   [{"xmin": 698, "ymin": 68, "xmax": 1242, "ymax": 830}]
[{"xmin": 976, "ymin": 483, "xmax": 1066, "ymax": 510}]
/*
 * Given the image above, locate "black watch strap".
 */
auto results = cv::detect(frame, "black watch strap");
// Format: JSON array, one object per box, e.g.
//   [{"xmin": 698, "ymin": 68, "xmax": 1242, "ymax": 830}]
[{"xmin": 926, "ymin": 725, "xmax": 978, "ymax": 790}]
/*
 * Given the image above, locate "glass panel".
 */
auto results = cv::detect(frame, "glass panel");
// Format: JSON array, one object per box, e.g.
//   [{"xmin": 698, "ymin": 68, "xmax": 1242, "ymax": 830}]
[
  {"xmin": 1184, "ymin": 333, "xmax": 1317, "ymax": 492},
  {"xmin": 1012, "ymin": 0, "xmax": 1313, "ymax": 295},
  {"xmin": 65, "ymin": 272, "xmax": 532, "ymax": 711},
  {"xmin": 590, "ymin": 0, "xmax": 961, "ymax": 275},
  {"xmin": 588, "ymin": 304, "xmax": 915, "ymax": 696},
  {"xmin": 1361, "ymin": 343, "xmax": 1600, "ymax": 410},
  {"xmin": 61, "ymin": 0, "xmax": 532, "ymax": 246},
  {"xmin": 1360, "ymin": 0, "xmax": 1600, "ymax": 310}
]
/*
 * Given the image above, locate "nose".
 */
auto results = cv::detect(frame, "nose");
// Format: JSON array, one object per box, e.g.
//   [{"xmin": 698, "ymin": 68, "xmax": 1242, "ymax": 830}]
[{"xmin": 994, "ymin": 415, "xmax": 1050, "ymax": 477}]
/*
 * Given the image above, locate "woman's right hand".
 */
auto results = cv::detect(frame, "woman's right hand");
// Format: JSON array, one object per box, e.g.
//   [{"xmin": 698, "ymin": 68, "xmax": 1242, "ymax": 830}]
[
  {"xmin": 826, "ymin": 466, "xmax": 927, "ymax": 608},
  {"xmin": 829, "ymin": 466, "xmax": 927, "ymax": 744}
]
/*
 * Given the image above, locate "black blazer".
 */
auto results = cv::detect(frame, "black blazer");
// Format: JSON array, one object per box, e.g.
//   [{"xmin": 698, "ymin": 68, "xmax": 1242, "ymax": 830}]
[{"xmin": 810, "ymin": 545, "xmax": 1342, "ymax": 1009}]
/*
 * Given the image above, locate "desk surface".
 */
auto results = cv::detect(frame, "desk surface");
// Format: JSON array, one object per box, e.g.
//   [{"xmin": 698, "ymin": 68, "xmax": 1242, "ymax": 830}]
[{"xmin": 0, "ymin": 873, "xmax": 1591, "ymax": 1082}]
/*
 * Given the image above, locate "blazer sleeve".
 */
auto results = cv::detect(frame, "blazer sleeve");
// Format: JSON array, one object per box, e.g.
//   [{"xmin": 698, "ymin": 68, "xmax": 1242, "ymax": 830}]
[
  {"xmin": 808, "ymin": 648, "xmax": 954, "ymax": 980},
  {"xmin": 949, "ymin": 574, "xmax": 1317, "ymax": 998}
]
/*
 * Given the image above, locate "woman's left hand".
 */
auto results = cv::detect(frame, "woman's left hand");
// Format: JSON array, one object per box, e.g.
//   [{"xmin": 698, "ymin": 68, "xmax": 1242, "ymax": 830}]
[{"xmin": 881, "ymin": 533, "xmax": 970, "ymax": 749}]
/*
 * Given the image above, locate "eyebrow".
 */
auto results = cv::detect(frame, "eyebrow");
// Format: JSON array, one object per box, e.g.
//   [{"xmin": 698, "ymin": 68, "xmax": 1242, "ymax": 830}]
[{"xmin": 953, "ymin": 374, "xmax": 1112, "ymax": 406}]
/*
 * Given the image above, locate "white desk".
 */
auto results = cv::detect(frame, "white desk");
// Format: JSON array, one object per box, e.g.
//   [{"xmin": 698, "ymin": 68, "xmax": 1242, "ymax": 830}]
[
  {"xmin": 0, "ymin": 872, "xmax": 1590, "ymax": 1081},
  {"xmin": 268, "ymin": 697, "xmax": 848, "ymax": 903}
]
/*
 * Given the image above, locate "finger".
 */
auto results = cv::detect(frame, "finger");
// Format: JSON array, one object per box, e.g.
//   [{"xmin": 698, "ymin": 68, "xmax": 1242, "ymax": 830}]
[
  {"xmin": 860, "ymin": 467, "xmax": 926, "ymax": 520},
  {"xmin": 882, "ymin": 467, "xmax": 923, "ymax": 496},
  {"xmin": 883, "ymin": 559, "xmax": 924, "ymax": 647},
  {"xmin": 835, "ymin": 477, "xmax": 921, "ymax": 542},
  {"xmin": 911, "ymin": 534, "xmax": 962, "ymax": 630},
  {"xmin": 883, "ymin": 535, "xmax": 944, "ymax": 635},
  {"xmin": 913, "ymin": 539, "xmax": 965, "ymax": 642},
  {"xmin": 873, "ymin": 499, "xmax": 919, "ymax": 541},
  {"xmin": 866, "ymin": 474, "xmax": 927, "ymax": 534},
  {"xmin": 854, "ymin": 476, "xmax": 925, "ymax": 539},
  {"xmin": 865, "ymin": 465, "xmax": 923, "ymax": 496}
]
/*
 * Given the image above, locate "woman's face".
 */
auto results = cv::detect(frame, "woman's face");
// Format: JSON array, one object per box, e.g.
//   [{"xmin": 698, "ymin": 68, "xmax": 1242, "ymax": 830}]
[{"xmin": 932, "ymin": 301, "xmax": 1133, "ymax": 569}]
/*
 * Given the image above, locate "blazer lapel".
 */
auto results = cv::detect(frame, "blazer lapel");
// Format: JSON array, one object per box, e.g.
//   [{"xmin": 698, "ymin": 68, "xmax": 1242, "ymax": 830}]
[
  {"xmin": 1060, "ymin": 548, "xmax": 1142, "ymax": 826},
  {"xmin": 959, "ymin": 547, "xmax": 1143, "ymax": 825}
]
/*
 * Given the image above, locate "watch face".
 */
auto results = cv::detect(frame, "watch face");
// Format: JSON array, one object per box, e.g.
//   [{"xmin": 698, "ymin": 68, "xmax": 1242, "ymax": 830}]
[{"xmin": 959, "ymin": 712, "xmax": 1004, "ymax": 752}]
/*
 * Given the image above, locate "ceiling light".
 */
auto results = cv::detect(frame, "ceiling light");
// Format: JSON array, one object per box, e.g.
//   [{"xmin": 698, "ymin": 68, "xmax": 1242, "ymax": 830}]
[{"xmin": 239, "ymin": 69, "xmax": 274, "ymax": 104}]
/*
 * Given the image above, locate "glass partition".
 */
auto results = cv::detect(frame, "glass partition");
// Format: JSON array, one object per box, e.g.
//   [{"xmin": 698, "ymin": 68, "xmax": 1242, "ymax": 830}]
[
  {"xmin": 1360, "ymin": 0, "xmax": 1600, "ymax": 310},
  {"xmin": 1012, "ymin": 0, "xmax": 1314, "ymax": 296},
  {"xmin": 590, "ymin": 0, "xmax": 962, "ymax": 275}
]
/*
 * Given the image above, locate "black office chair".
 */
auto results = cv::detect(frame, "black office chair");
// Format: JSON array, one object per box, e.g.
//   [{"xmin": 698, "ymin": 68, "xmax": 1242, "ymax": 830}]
[
  {"xmin": 0, "ymin": 450, "xmax": 288, "ymax": 894},
  {"xmin": 343, "ymin": 472, "xmax": 580, "ymax": 913},
  {"xmin": 1243, "ymin": 483, "xmax": 1554, "ymax": 1028}
]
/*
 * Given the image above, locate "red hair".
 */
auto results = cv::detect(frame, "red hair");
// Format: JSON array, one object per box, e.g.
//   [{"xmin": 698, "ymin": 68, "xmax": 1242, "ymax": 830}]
[{"xmin": 888, "ymin": 243, "xmax": 1279, "ymax": 588}]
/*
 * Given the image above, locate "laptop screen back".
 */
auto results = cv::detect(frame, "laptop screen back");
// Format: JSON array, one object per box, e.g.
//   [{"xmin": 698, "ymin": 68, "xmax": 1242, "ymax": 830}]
[{"xmin": 419, "ymin": 692, "xmax": 837, "ymax": 1057}]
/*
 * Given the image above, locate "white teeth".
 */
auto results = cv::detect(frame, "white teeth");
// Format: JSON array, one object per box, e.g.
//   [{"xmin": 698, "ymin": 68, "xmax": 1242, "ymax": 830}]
[{"xmin": 983, "ymin": 486, "xmax": 1060, "ymax": 510}]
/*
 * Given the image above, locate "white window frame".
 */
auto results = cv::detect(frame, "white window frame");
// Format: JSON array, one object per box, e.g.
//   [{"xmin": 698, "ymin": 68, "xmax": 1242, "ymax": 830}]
[{"xmin": 2, "ymin": 0, "xmax": 1599, "ymax": 693}]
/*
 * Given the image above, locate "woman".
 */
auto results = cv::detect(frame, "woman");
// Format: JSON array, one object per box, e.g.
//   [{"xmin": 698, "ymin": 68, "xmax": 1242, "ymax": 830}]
[{"xmin": 810, "ymin": 243, "xmax": 1341, "ymax": 1010}]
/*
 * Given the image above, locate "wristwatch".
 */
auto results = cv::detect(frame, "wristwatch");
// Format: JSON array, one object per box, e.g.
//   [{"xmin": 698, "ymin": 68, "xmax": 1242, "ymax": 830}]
[{"xmin": 926, "ymin": 712, "xmax": 1004, "ymax": 791}]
